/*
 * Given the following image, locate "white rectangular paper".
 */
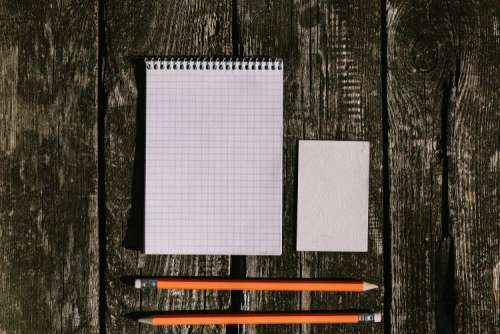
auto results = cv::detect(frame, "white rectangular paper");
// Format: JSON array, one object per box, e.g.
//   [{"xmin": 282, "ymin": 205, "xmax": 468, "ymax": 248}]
[
  {"xmin": 297, "ymin": 140, "xmax": 369, "ymax": 252},
  {"xmin": 145, "ymin": 63, "xmax": 283, "ymax": 255}
]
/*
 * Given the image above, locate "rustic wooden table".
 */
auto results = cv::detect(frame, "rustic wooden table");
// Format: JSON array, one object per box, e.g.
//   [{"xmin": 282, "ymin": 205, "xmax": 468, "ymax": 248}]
[{"xmin": 1, "ymin": 1, "xmax": 499, "ymax": 333}]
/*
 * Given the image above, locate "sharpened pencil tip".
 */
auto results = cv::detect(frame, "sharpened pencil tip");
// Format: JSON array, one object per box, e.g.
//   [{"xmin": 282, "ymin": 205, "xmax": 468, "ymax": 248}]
[
  {"xmin": 362, "ymin": 282, "xmax": 378, "ymax": 291},
  {"xmin": 138, "ymin": 317, "xmax": 153, "ymax": 325},
  {"xmin": 134, "ymin": 279, "xmax": 141, "ymax": 289}
]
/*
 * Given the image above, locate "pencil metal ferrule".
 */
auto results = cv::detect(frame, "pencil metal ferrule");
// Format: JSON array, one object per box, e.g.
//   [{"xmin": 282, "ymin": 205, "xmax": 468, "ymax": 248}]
[
  {"xmin": 358, "ymin": 312, "xmax": 382, "ymax": 323},
  {"xmin": 139, "ymin": 279, "xmax": 157, "ymax": 288},
  {"xmin": 358, "ymin": 313, "xmax": 373, "ymax": 322}
]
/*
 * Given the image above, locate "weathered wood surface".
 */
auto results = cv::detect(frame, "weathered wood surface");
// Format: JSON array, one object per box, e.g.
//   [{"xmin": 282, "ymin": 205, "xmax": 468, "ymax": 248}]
[
  {"xmin": 387, "ymin": 0, "xmax": 500, "ymax": 333},
  {"xmin": 237, "ymin": 1, "xmax": 384, "ymax": 334},
  {"xmin": 0, "ymin": 1, "xmax": 99, "ymax": 333},
  {"xmin": 104, "ymin": 1, "xmax": 232, "ymax": 333},
  {"xmin": 444, "ymin": 3, "xmax": 500, "ymax": 333},
  {"xmin": 386, "ymin": 1, "xmax": 445, "ymax": 332},
  {"xmin": 0, "ymin": 0, "xmax": 499, "ymax": 333}
]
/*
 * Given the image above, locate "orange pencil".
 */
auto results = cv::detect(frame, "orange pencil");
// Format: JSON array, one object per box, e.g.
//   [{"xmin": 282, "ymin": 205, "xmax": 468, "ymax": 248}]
[
  {"xmin": 138, "ymin": 312, "xmax": 382, "ymax": 326},
  {"xmin": 134, "ymin": 278, "xmax": 377, "ymax": 292}
]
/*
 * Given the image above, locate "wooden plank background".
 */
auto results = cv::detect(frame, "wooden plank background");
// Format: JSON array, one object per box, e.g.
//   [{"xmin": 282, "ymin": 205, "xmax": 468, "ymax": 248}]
[
  {"xmin": 387, "ymin": 1, "xmax": 500, "ymax": 333},
  {"xmin": 0, "ymin": 1, "xmax": 99, "ymax": 333},
  {"xmin": 386, "ymin": 0, "xmax": 446, "ymax": 331},
  {"xmin": 0, "ymin": 0, "xmax": 498, "ymax": 333}
]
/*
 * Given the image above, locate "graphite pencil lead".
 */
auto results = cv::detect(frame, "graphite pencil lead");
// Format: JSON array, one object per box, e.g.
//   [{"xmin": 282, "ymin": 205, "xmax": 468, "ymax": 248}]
[
  {"xmin": 362, "ymin": 282, "xmax": 378, "ymax": 291},
  {"xmin": 138, "ymin": 317, "xmax": 154, "ymax": 325}
]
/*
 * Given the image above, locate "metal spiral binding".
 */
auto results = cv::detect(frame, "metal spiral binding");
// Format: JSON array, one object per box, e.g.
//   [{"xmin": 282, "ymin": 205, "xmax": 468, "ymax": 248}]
[{"xmin": 145, "ymin": 57, "xmax": 283, "ymax": 71}]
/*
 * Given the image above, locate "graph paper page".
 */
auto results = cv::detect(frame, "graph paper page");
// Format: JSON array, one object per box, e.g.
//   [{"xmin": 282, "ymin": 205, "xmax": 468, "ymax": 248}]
[{"xmin": 145, "ymin": 64, "xmax": 282, "ymax": 255}]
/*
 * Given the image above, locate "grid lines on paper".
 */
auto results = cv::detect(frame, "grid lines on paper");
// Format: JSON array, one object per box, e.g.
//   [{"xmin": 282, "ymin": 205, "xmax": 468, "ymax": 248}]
[{"xmin": 144, "ymin": 65, "xmax": 283, "ymax": 255}]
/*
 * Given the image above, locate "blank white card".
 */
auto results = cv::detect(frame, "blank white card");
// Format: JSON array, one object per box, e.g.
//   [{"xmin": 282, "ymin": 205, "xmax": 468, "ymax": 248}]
[
  {"xmin": 145, "ymin": 60, "xmax": 283, "ymax": 255},
  {"xmin": 297, "ymin": 140, "xmax": 369, "ymax": 252}
]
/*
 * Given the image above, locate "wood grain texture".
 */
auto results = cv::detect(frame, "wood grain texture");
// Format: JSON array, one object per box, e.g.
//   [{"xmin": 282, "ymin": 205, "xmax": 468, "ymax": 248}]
[
  {"xmin": 386, "ymin": 0, "xmax": 449, "ymax": 332},
  {"xmin": 387, "ymin": 0, "xmax": 500, "ymax": 333},
  {"xmin": 104, "ymin": 1, "xmax": 232, "ymax": 333},
  {"xmin": 0, "ymin": 1, "xmax": 497, "ymax": 333},
  {"xmin": 444, "ymin": 2, "xmax": 500, "ymax": 333},
  {"xmin": 0, "ymin": 1, "xmax": 98, "ymax": 333},
  {"xmin": 237, "ymin": 1, "xmax": 383, "ymax": 333}
]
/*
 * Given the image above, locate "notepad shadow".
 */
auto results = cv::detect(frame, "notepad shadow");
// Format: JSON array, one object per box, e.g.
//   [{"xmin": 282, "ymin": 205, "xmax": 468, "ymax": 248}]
[{"xmin": 122, "ymin": 57, "xmax": 147, "ymax": 251}]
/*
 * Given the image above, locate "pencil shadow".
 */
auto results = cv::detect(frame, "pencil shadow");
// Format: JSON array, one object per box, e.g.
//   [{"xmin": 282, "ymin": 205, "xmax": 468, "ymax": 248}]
[
  {"xmin": 122, "ymin": 57, "xmax": 147, "ymax": 251},
  {"xmin": 124, "ymin": 310, "xmax": 237, "ymax": 320}
]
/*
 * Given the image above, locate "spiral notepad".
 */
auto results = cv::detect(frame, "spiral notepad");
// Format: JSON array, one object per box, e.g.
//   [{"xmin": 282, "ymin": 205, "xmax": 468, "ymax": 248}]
[{"xmin": 144, "ymin": 58, "xmax": 283, "ymax": 255}]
